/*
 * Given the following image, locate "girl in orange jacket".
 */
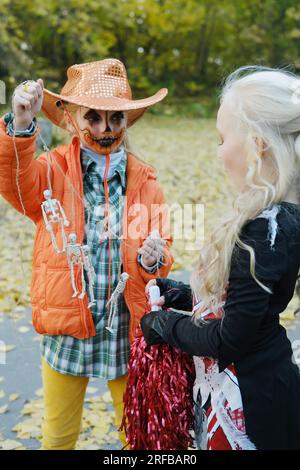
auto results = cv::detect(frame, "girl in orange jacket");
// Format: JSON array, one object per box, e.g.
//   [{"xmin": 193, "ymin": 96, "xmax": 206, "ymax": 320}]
[{"xmin": 0, "ymin": 58, "xmax": 173, "ymax": 449}]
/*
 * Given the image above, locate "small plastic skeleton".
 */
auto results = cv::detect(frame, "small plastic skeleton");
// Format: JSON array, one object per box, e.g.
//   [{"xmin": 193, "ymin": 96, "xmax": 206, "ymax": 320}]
[
  {"xmin": 82, "ymin": 244, "xmax": 96, "ymax": 308},
  {"xmin": 66, "ymin": 233, "xmax": 86, "ymax": 299},
  {"xmin": 106, "ymin": 272, "xmax": 129, "ymax": 333},
  {"xmin": 41, "ymin": 189, "xmax": 70, "ymax": 254}
]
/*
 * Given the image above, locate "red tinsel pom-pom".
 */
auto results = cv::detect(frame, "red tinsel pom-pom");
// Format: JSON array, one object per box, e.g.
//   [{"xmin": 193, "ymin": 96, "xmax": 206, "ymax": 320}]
[{"xmin": 120, "ymin": 330, "xmax": 196, "ymax": 450}]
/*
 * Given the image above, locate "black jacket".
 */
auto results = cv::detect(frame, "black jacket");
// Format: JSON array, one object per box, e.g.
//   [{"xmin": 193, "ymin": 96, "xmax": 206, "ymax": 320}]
[{"xmin": 142, "ymin": 201, "xmax": 300, "ymax": 450}]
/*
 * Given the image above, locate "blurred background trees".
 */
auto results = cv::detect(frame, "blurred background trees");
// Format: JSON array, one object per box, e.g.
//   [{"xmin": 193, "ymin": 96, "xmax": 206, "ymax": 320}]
[{"xmin": 1, "ymin": 0, "xmax": 300, "ymax": 115}]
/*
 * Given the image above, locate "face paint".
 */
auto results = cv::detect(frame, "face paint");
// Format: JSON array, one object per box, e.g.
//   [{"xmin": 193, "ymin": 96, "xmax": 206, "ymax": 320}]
[
  {"xmin": 75, "ymin": 108, "xmax": 127, "ymax": 155},
  {"xmin": 83, "ymin": 127, "xmax": 126, "ymax": 155}
]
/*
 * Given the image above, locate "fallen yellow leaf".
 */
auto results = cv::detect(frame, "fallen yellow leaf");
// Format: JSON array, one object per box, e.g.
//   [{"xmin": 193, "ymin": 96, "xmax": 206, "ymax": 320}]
[
  {"xmin": 0, "ymin": 344, "xmax": 15, "ymax": 353},
  {"xmin": 18, "ymin": 326, "xmax": 30, "ymax": 333},
  {"xmin": 0, "ymin": 439, "xmax": 23, "ymax": 450},
  {"xmin": 0, "ymin": 405, "xmax": 8, "ymax": 414},
  {"xmin": 86, "ymin": 386, "xmax": 98, "ymax": 394},
  {"xmin": 9, "ymin": 393, "xmax": 19, "ymax": 401}
]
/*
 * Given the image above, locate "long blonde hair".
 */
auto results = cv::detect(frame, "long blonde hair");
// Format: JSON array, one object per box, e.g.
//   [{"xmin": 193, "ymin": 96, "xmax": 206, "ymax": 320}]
[{"xmin": 190, "ymin": 65, "xmax": 300, "ymax": 320}]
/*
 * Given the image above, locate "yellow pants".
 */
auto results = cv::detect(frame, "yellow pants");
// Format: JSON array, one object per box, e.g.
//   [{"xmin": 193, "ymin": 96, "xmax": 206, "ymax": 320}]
[{"xmin": 41, "ymin": 356, "xmax": 128, "ymax": 450}]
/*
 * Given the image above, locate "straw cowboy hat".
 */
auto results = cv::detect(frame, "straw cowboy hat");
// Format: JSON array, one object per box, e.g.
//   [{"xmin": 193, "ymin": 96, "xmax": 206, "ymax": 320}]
[{"xmin": 42, "ymin": 58, "xmax": 168, "ymax": 129}]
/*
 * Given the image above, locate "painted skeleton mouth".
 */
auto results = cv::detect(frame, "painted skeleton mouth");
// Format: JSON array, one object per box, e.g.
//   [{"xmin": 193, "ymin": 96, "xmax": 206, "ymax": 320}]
[{"xmin": 92, "ymin": 136, "xmax": 117, "ymax": 147}]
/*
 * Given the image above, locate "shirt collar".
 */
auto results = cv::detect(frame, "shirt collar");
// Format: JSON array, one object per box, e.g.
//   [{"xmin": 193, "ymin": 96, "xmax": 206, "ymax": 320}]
[{"xmin": 80, "ymin": 145, "xmax": 127, "ymax": 190}]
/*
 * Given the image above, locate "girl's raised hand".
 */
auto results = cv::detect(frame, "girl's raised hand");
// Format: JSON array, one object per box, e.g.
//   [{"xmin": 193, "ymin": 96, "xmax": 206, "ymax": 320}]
[{"xmin": 12, "ymin": 78, "xmax": 44, "ymax": 131}]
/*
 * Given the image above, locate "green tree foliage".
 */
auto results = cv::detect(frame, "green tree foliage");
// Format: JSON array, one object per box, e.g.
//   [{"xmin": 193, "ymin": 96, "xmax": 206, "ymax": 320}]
[{"xmin": 1, "ymin": 0, "xmax": 300, "ymax": 102}]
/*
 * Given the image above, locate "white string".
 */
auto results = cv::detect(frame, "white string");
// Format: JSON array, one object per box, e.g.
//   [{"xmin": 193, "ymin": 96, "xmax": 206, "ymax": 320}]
[
  {"xmin": 147, "ymin": 229, "xmax": 168, "ymax": 276},
  {"xmin": 10, "ymin": 82, "xmax": 85, "ymax": 305},
  {"xmin": 13, "ymin": 104, "xmax": 96, "ymax": 238},
  {"xmin": 10, "ymin": 86, "xmax": 167, "ymax": 308},
  {"xmin": 11, "ymin": 84, "xmax": 38, "ymax": 307}
]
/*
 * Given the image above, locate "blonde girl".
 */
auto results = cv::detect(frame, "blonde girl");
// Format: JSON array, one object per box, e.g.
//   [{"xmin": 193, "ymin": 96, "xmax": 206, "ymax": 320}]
[{"xmin": 141, "ymin": 66, "xmax": 300, "ymax": 450}]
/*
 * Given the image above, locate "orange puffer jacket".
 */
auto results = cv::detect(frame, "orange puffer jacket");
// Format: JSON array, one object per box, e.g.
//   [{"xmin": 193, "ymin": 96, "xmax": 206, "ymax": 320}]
[{"xmin": 0, "ymin": 118, "xmax": 173, "ymax": 343}]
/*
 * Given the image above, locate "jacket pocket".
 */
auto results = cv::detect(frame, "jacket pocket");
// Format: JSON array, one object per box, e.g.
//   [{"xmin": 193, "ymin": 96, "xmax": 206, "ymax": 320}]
[{"xmin": 45, "ymin": 267, "xmax": 80, "ymax": 308}]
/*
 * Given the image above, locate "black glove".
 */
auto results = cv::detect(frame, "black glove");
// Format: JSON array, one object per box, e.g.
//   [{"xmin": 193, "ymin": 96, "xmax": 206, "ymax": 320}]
[
  {"xmin": 155, "ymin": 278, "xmax": 193, "ymax": 311},
  {"xmin": 140, "ymin": 309, "xmax": 184, "ymax": 346}
]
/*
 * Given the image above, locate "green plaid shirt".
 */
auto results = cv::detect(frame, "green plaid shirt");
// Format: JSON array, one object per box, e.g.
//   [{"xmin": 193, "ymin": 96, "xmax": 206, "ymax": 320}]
[{"xmin": 41, "ymin": 146, "xmax": 131, "ymax": 379}]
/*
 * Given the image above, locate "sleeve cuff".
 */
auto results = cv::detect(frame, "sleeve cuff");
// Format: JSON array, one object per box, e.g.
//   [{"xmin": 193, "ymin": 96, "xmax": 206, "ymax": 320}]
[
  {"xmin": 4, "ymin": 111, "xmax": 37, "ymax": 137},
  {"xmin": 137, "ymin": 253, "xmax": 164, "ymax": 273}
]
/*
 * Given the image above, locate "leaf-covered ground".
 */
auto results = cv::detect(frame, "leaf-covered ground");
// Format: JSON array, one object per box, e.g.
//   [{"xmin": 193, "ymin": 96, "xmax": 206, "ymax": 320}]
[
  {"xmin": 0, "ymin": 309, "xmax": 123, "ymax": 450},
  {"xmin": 0, "ymin": 114, "xmax": 298, "ymax": 318},
  {"xmin": 0, "ymin": 386, "xmax": 119, "ymax": 450}
]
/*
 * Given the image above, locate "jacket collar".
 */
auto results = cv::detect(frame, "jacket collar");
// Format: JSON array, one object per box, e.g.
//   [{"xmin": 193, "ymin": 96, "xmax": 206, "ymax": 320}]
[{"xmin": 65, "ymin": 135, "xmax": 157, "ymax": 198}]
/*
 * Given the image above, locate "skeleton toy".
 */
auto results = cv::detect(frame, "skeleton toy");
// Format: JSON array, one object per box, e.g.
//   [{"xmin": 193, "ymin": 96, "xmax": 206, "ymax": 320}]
[
  {"xmin": 82, "ymin": 244, "xmax": 96, "ymax": 308},
  {"xmin": 66, "ymin": 233, "xmax": 86, "ymax": 299},
  {"xmin": 106, "ymin": 272, "xmax": 129, "ymax": 333},
  {"xmin": 41, "ymin": 189, "xmax": 70, "ymax": 254}
]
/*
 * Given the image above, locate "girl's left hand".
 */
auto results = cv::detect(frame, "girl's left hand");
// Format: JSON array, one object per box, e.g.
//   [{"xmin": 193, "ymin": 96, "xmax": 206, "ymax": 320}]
[{"xmin": 138, "ymin": 235, "xmax": 166, "ymax": 267}]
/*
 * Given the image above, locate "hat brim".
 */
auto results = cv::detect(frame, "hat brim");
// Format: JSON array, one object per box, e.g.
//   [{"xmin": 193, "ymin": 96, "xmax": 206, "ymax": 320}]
[{"xmin": 41, "ymin": 88, "xmax": 168, "ymax": 129}]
